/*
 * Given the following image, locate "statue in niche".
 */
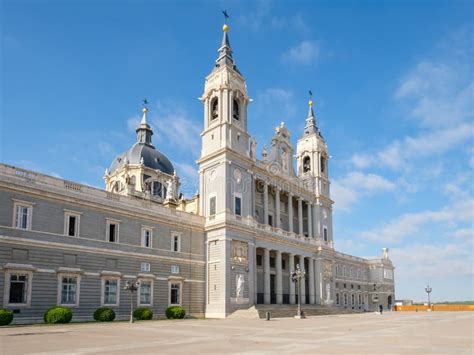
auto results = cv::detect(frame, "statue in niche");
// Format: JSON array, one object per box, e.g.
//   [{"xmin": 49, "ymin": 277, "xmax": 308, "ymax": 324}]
[
  {"xmin": 326, "ymin": 283, "xmax": 331, "ymax": 300},
  {"xmin": 236, "ymin": 274, "xmax": 245, "ymax": 298}
]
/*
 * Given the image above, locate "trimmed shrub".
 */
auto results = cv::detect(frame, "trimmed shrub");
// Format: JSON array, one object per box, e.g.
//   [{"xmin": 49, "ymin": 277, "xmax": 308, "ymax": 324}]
[
  {"xmin": 43, "ymin": 306, "xmax": 73, "ymax": 324},
  {"xmin": 133, "ymin": 307, "xmax": 153, "ymax": 320},
  {"xmin": 0, "ymin": 309, "xmax": 14, "ymax": 326},
  {"xmin": 166, "ymin": 306, "xmax": 185, "ymax": 319},
  {"xmin": 93, "ymin": 307, "xmax": 116, "ymax": 322}
]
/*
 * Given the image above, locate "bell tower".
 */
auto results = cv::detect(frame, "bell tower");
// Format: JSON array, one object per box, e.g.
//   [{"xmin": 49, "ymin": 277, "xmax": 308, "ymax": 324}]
[
  {"xmin": 200, "ymin": 22, "xmax": 251, "ymax": 159},
  {"xmin": 296, "ymin": 93, "xmax": 334, "ymax": 244}
]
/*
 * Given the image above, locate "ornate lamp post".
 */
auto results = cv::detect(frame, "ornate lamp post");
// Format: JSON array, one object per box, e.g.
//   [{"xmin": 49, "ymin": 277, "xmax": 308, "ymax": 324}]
[
  {"xmin": 425, "ymin": 285, "xmax": 432, "ymax": 309},
  {"xmin": 124, "ymin": 280, "xmax": 140, "ymax": 323},
  {"xmin": 291, "ymin": 264, "xmax": 306, "ymax": 319}
]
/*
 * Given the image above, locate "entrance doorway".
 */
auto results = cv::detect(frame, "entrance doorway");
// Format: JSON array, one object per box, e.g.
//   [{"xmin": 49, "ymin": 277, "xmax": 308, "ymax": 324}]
[{"xmin": 270, "ymin": 274, "xmax": 276, "ymax": 304}]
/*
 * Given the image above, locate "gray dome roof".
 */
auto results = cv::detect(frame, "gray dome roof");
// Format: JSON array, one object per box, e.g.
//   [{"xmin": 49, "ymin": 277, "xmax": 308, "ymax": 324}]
[{"xmin": 109, "ymin": 142, "xmax": 174, "ymax": 175}]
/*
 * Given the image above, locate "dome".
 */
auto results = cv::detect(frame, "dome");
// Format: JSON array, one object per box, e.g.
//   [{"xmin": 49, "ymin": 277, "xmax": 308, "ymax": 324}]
[{"xmin": 109, "ymin": 143, "xmax": 174, "ymax": 175}]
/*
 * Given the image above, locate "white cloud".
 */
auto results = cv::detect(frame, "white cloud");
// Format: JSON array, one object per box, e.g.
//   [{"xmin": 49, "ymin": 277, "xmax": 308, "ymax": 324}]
[
  {"xmin": 332, "ymin": 171, "xmax": 396, "ymax": 212},
  {"xmin": 281, "ymin": 40, "xmax": 321, "ymax": 64},
  {"xmin": 127, "ymin": 115, "xmax": 140, "ymax": 132},
  {"xmin": 395, "ymin": 61, "xmax": 473, "ymax": 128},
  {"xmin": 253, "ymin": 88, "xmax": 296, "ymax": 123},
  {"xmin": 351, "ymin": 123, "xmax": 474, "ymax": 171},
  {"xmin": 149, "ymin": 101, "xmax": 202, "ymax": 156},
  {"xmin": 359, "ymin": 198, "xmax": 474, "ymax": 243},
  {"xmin": 391, "ymin": 241, "xmax": 473, "ymax": 279}
]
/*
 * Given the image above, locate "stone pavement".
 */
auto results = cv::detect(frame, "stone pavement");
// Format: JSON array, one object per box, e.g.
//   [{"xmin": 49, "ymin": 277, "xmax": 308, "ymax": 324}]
[{"xmin": 0, "ymin": 312, "xmax": 473, "ymax": 354}]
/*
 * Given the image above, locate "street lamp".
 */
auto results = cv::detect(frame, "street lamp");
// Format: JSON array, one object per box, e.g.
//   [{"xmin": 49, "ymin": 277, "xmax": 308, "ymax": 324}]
[
  {"xmin": 123, "ymin": 280, "xmax": 140, "ymax": 323},
  {"xmin": 291, "ymin": 264, "xmax": 306, "ymax": 319},
  {"xmin": 425, "ymin": 285, "xmax": 432, "ymax": 309}
]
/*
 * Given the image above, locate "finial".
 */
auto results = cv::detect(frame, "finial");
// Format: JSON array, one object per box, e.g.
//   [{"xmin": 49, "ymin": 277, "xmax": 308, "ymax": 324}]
[
  {"xmin": 222, "ymin": 10, "xmax": 229, "ymax": 32},
  {"xmin": 308, "ymin": 90, "xmax": 313, "ymax": 107},
  {"xmin": 142, "ymin": 98, "xmax": 149, "ymax": 113}
]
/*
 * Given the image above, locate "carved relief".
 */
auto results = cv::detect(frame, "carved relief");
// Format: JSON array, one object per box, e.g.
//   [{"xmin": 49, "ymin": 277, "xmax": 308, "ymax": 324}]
[
  {"xmin": 232, "ymin": 241, "xmax": 248, "ymax": 264},
  {"xmin": 324, "ymin": 261, "xmax": 333, "ymax": 278},
  {"xmin": 236, "ymin": 274, "xmax": 245, "ymax": 298}
]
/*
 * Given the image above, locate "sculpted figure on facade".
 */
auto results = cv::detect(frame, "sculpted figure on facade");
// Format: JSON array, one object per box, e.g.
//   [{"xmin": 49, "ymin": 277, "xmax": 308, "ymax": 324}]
[
  {"xmin": 236, "ymin": 274, "xmax": 245, "ymax": 298},
  {"xmin": 232, "ymin": 241, "xmax": 248, "ymax": 264}
]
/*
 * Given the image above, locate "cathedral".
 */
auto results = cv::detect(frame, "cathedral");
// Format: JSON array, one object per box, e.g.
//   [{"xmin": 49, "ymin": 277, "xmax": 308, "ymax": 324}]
[{"xmin": 0, "ymin": 22, "xmax": 395, "ymax": 322}]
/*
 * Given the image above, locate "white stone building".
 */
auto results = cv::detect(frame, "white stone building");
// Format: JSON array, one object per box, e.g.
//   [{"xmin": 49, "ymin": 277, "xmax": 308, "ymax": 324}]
[{"xmin": 0, "ymin": 22, "xmax": 394, "ymax": 322}]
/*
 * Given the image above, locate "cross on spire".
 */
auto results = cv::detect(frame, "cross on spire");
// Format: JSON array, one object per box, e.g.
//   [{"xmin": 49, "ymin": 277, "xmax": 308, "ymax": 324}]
[{"xmin": 222, "ymin": 10, "xmax": 229, "ymax": 23}]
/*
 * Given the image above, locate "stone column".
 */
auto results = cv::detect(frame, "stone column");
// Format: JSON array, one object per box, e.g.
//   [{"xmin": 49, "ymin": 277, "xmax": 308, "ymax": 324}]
[
  {"xmin": 263, "ymin": 181, "xmax": 269, "ymax": 225},
  {"xmin": 275, "ymin": 251, "xmax": 282, "ymax": 304},
  {"xmin": 275, "ymin": 187, "xmax": 281, "ymax": 229},
  {"xmin": 251, "ymin": 175, "xmax": 256, "ymax": 219},
  {"xmin": 288, "ymin": 193, "xmax": 294, "ymax": 233},
  {"xmin": 315, "ymin": 256, "xmax": 323, "ymax": 305},
  {"xmin": 298, "ymin": 197, "xmax": 303, "ymax": 235},
  {"xmin": 299, "ymin": 256, "xmax": 306, "ymax": 304},
  {"xmin": 264, "ymin": 248, "xmax": 271, "ymax": 304},
  {"xmin": 312, "ymin": 200, "xmax": 319, "ymax": 238},
  {"xmin": 289, "ymin": 253, "xmax": 295, "ymax": 304},
  {"xmin": 248, "ymin": 243, "xmax": 256, "ymax": 305},
  {"xmin": 308, "ymin": 257, "xmax": 315, "ymax": 304},
  {"xmin": 307, "ymin": 202, "xmax": 313, "ymax": 238}
]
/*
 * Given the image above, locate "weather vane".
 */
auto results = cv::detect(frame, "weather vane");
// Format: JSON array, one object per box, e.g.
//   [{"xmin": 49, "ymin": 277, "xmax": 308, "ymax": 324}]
[
  {"xmin": 143, "ymin": 98, "xmax": 148, "ymax": 106},
  {"xmin": 308, "ymin": 90, "xmax": 313, "ymax": 107},
  {"xmin": 222, "ymin": 10, "xmax": 229, "ymax": 23}
]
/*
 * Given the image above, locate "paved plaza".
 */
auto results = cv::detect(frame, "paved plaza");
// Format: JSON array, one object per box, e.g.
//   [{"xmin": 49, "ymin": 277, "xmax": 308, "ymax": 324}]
[{"xmin": 1, "ymin": 312, "xmax": 473, "ymax": 354}]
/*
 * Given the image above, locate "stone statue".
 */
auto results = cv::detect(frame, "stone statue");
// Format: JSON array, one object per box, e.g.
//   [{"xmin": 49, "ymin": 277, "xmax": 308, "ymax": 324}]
[
  {"xmin": 262, "ymin": 145, "xmax": 268, "ymax": 161},
  {"xmin": 236, "ymin": 274, "xmax": 244, "ymax": 298},
  {"xmin": 382, "ymin": 248, "xmax": 389, "ymax": 259},
  {"xmin": 326, "ymin": 283, "xmax": 331, "ymax": 301},
  {"xmin": 249, "ymin": 138, "xmax": 257, "ymax": 160}
]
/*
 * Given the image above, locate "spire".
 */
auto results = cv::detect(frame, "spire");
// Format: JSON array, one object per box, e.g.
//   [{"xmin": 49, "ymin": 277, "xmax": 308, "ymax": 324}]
[
  {"xmin": 214, "ymin": 11, "xmax": 239, "ymax": 73},
  {"xmin": 136, "ymin": 99, "xmax": 154, "ymax": 146},
  {"xmin": 303, "ymin": 91, "xmax": 319, "ymax": 137}
]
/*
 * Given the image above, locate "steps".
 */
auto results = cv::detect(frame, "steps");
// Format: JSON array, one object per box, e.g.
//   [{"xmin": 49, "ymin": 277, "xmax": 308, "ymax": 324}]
[
  {"xmin": 227, "ymin": 306, "xmax": 260, "ymax": 319},
  {"xmin": 255, "ymin": 304, "xmax": 362, "ymax": 319}
]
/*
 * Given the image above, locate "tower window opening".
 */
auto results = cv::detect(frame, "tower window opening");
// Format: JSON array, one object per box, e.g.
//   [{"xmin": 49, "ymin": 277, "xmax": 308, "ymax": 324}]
[
  {"xmin": 303, "ymin": 156, "xmax": 311, "ymax": 173},
  {"xmin": 320, "ymin": 156, "xmax": 326, "ymax": 174},
  {"xmin": 211, "ymin": 98, "xmax": 219, "ymax": 120},
  {"xmin": 233, "ymin": 99, "xmax": 240, "ymax": 120}
]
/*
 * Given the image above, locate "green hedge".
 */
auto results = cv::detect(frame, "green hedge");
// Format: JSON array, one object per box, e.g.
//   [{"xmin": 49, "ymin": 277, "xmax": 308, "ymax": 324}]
[
  {"xmin": 0, "ymin": 309, "xmax": 13, "ymax": 326},
  {"xmin": 93, "ymin": 307, "xmax": 116, "ymax": 322},
  {"xmin": 133, "ymin": 307, "xmax": 153, "ymax": 320},
  {"xmin": 166, "ymin": 306, "xmax": 185, "ymax": 319},
  {"xmin": 43, "ymin": 306, "xmax": 73, "ymax": 324}
]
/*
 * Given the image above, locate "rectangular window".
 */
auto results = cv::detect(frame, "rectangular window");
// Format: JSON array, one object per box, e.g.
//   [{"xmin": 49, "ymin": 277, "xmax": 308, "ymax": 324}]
[
  {"xmin": 323, "ymin": 227, "xmax": 328, "ymax": 242},
  {"xmin": 104, "ymin": 279, "xmax": 118, "ymax": 305},
  {"xmin": 268, "ymin": 215, "xmax": 273, "ymax": 226},
  {"xmin": 64, "ymin": 212, "xmax": 81, "ymax": 237},
  {"xmin": 209, "ymin": 196, "xmax": 216, "ymax": 216},
  {"xmin": 141, "ymin": 262, "xmax": 151, "ymax": 272},
  {"xmin": 61, "ymin": 276, "xmax": 78, "ymax": 305},
  {"xmin": 9, "ymin": 273, "xmax": 28, "ymax": 304},
  {"xmin": 269, "ymin": 257, "xmax": 275, "ymax": 268},
  {"xmin": 256, "ymin": 255, "xmax": 262, "ymax": 266},
  {"xmin": 106, "ymin": 220, "xmax": 119, "ymax": 243},
  {"xmin": 171, "ymin": 265, "xmax": 180, "ymax": 274},
  {"xmin": 282, "ymin": 259, "xmax": 286, "ymax": 270},
  {"xmin": 14, "ymin": 204, "xmax": 32, "ymax": 230},
  {"xmin": 142, "ymin": 228, "xmax": 152, "ymax": 248},
  {"xmin": 170, "ymin": 283, "xmax": 181, "ymax": 305},
  {"xmin": 139, "ymin": 281, "xmax": 152, "ymax": 305},
  {"xmin": 234, "ymin": 196, "xmax": 242, "ymax": 216},
  {"xmin": 171, "ymin": 233, "xmax": 181, "ymax": 252}
]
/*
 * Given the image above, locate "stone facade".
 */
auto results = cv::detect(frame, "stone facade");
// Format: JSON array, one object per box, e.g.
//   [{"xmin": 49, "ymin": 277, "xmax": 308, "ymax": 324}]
[{"xmin": 0, "ymin": 23, "xmax": 394, "ymax": 323}]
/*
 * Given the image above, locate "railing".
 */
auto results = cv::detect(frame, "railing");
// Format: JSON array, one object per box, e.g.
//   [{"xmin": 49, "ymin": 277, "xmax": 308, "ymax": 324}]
[{"xmin": 0, "ymin": 164, "xmax": 204, "ymax": 226}]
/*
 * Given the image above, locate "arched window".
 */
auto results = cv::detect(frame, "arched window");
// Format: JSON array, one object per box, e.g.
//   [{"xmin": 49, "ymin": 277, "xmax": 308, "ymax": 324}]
[
  {"xmin": 232, "ymin": 99, "xmax": 240, "ymax": 120},
  {"xmin": 336, "ymin": 293, "xmax": 340, "ymax": 305},
  {"xmin": 320, "ymin": 155, "xmax": 326, "ymax": 174},
  {"xmin": 211, "ymin": 98, "xmax": 219, "ymax": 120},
  {"xmin": 152, "ymin": 181, "xmax": 162, "ymax": 197},
  {"xmin": 303, "ymin": 156, "xmax": 311, "ymax": 173}
]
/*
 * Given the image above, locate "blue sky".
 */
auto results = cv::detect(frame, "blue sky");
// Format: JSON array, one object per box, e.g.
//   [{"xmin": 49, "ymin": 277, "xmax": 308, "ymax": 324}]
[{"xmin": 1, "ymin": 0, "xmax": 473, "ymax": 302}]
